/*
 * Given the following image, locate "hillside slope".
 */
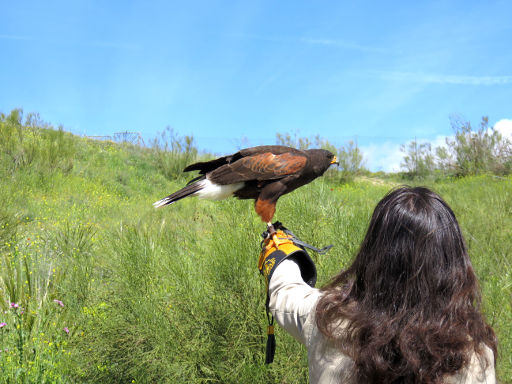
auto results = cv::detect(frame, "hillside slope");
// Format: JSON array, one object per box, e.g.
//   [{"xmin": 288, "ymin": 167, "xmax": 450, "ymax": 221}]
[{"xmin": 1, "ymin": 120, "xmax": 511, "ymax": 382}]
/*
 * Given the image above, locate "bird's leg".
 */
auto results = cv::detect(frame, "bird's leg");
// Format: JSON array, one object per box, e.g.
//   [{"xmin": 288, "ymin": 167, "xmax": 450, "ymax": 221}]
[
  {"xmin": 256, "ymin": 199, "xmax": 280, "ymax": 245},
  {"xmin": 267, "ymin": 221, "xmax": 282, "ymax": 247}
]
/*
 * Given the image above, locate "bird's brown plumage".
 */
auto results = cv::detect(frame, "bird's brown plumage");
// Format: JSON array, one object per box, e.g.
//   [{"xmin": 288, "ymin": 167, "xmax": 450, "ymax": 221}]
[
  {"xmin": 153, "ymin": 145, "xmax": 338, "ymax": 224},
  {"xmin": 208, "ymin": 151, "xmax": 307, "ymax": 184}
]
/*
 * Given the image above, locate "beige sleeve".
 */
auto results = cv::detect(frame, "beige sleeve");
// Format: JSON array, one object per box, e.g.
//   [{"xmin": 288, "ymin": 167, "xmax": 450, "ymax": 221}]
[
  {"xmin": 446, "ymin": 346, "xmax": 496, "ymax": 383},
  {"xmin": 268, "ymin": 259, "xmax": 322, "ymax": 344}
]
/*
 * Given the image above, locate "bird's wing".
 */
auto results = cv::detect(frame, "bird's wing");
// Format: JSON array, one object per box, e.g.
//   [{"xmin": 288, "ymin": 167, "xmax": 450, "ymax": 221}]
[
  {"xmin": 183, "ymin": 146, "xmax": 302, "ymax": 174},
  {"xmin": 183, "ymin": 154, "xmax": 237, "ymax": 174},
  {"xmin": 237, "ymin": 145, "xmax": 304, "ymax": 157},
  {"xmin": 208, "ymin": 152, "xmax": 307, "ymax": 185}
]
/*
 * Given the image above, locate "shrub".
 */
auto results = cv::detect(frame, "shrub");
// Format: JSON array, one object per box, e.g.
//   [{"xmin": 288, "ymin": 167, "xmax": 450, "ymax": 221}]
[
  {"xmin": 0, "ymin": 109, "xmax": 76, "ymax": 174},
  {"xmin": 150, "ymin": 126, "xmax": 197, "ymax": 180}
]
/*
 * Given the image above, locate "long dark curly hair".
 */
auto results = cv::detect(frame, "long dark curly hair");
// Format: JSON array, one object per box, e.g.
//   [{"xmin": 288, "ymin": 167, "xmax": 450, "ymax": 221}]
[{"xmin": 316, "ymin": 186, "xmax": 497, "ymax": 383}]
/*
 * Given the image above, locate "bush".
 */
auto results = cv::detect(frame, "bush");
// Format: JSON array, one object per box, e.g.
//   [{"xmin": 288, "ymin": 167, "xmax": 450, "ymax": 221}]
[
  {"xmin": 446, "ymin": 116, "xmax": 511, "ymax": 176},
  {"xmin": 400, "ymin": 139, "xmax": 435, "ymax": 179},
  {"xmin": 400, "ymin": 116, "xmax": 512, "ymax": 178},
  {"xmin": 0, "ymin": 207, "xmax": 88, "ymax": 382},
  {"xmin": 150, "ymin": 126, "xmax": 197, "ymax": 180},
  {"xmin": 0, "ymin": 109, "xmax": 76, "ymax": 174}
]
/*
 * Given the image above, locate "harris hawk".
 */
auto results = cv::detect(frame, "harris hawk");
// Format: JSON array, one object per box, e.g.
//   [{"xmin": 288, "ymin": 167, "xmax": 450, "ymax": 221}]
[{"xmin": 153, "ymin": 145, "xmax": 338, "ymax": 234}]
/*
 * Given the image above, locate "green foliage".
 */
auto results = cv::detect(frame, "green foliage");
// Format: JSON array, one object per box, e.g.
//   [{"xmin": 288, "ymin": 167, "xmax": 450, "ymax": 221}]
[
  {"xmin": 447, "ymin": 116, "xmax": 511, "ymax": 176},
  {"xmin": 150, "ymin": 126, "xmax": 198, "ymax": 180},
  {"xmin": 0, "ymin": 109, "xmax": 76, "ymax": 175},
  {"xmin": 0, "ymin": 110, "xmax": 510, "ymax": 382},
  {"xmin": 336, "ymin": 140, "xmax": 366, "ymax": 182},
  {"xmin": 400, "ymin": 139, "xmax": 435, "ymax": 179},
  {"xmin": 276, "ymin": 131, "xmax": 313, "ymax": 150},
  {"xmin": 0, "ymin": 207, "xmax": 83, "ymax": 382},
  {"xmin": 400, "ymin": 116, "xmax": 512, "ymax": 178}
]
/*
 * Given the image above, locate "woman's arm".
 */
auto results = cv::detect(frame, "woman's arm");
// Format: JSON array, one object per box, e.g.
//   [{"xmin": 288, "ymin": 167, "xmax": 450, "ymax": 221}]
[{"xmin": 268, "ymin": 259, "xmax": 322, "ymax": 344}]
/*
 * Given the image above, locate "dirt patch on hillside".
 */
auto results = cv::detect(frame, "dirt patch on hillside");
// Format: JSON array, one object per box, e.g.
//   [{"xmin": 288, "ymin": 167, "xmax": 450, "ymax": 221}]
[{"xmin": 355, "ymin": 176, "xmax": 400, "ymax": 187}]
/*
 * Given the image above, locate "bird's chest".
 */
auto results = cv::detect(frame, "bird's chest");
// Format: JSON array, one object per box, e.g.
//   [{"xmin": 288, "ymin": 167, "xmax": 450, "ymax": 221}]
[{"xmin": 285, "ymin": 171, "xmax": 317, "ymax": 192}]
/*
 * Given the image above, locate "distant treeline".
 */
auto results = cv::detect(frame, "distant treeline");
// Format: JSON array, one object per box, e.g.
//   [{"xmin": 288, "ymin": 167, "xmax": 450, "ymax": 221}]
[
  {"xmin": 0, "ymin": 109, "xmax": 367, "ymax": 183},
  {"xmin": 2, "ymin": 109, "xmax": 510, "ymax": 182},
  {"xmin": 0, "ymin": 109, "xmax": 197, "ymax": 181},
  {"xmin": 277, "ymin": 117, "xmax": 512, "ymax": 179},
  {"xmin": 400, "ymin": 116, "xmax": 511, "ymax": 178}
]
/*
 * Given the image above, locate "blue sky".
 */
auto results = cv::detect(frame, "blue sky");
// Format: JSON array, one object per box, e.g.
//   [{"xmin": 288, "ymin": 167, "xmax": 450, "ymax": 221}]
[{"xmin": 1, "ymin": 1, "xmax": 511, "ymax": 171}]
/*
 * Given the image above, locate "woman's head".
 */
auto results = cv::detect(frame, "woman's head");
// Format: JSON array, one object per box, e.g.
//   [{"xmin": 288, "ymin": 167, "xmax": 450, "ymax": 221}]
[
  {"xmin": 351, "ymin": 186, "xmax": 473, "ymax": 312},
  {"xmin": 316, "ymin": 186, "xmax": 497, "ymax": 383}
]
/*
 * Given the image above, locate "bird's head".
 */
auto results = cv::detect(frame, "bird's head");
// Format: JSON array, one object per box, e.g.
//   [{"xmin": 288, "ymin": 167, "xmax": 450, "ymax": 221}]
[{"xmin": 307, "ymin": 149, "xmax": 339, "ymax": 175}]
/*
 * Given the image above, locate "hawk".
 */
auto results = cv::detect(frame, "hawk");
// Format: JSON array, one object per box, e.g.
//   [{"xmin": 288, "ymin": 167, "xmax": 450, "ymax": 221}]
[{"xmin": 153, "ymin": 145, "xmax": 338, "ymax": 233}]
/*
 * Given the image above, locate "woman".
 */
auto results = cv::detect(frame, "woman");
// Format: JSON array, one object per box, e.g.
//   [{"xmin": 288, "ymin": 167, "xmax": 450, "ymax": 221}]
[{"xmin": 265, "ymin": 186, "xmax": 497, "ymax": 383}]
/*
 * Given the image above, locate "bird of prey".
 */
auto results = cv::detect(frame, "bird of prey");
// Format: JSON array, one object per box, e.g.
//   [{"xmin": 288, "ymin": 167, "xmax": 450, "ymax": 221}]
[{"xmin": 153, "ymin": 145, "xmax": 338, "ymax": 233}]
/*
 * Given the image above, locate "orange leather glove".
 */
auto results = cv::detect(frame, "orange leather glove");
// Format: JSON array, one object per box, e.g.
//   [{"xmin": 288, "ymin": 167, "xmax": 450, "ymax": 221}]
[{"xmin": 258, "ymin": 222, "xmax": 317, "ymax": 288}]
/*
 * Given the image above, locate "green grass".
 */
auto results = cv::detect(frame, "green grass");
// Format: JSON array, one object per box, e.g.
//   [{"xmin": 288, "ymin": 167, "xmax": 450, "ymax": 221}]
[{"xmin": 0, "ymin": 121, "xmax": 511, "ymax": 382}]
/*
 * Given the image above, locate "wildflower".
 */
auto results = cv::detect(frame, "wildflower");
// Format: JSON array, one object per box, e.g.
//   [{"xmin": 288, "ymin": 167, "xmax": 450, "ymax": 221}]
[
  {"xmin": 53, "ymin": 299, "xmax": 64, "ymax": 307},
  {"xmin": 0, "ymin": 322, "xmax": 6, "ymax": 328},
  {"xmin": 10, "ymin": 303, "xmax": 19, "ymax": 309},
  {"xmin": 64, "ymin": 327, "xmax": 70, "ymax": 334}
]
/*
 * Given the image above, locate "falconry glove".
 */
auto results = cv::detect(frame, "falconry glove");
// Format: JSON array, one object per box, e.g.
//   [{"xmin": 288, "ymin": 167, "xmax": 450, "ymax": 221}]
[
  {"xmin": 258, "ymin": 223, "xmax": 319, "ymax": 287},
  {"xmin": 258, "ymin": 222, "xmax": 332, "ymax": 364}
]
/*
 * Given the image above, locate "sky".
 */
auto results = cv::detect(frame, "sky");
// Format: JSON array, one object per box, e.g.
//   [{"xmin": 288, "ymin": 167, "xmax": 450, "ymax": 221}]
[{"xmin": 1, "ymin": 0, "xmax": 511, "ymax": 171}]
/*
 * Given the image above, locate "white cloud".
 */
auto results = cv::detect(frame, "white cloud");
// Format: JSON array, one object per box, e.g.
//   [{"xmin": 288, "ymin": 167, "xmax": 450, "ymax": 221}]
[
  {"xmin": 377, "ymin": 71, "xmax": 512, "ymax": 86},
  {"xmin": 360, "ymin": 142, "xmax": 403, "ymax": 172},
  {"xmin": 0, "ymin": 34, "xmax": 33, "ymax": 41},
  {"xmin": 429, "ymin": 135, "xmax": 450, "ymax": 149},
  {"xmin": 300, "ymin": 38, "xmax": 385, "ymax": 53},
  {"xmin": 361, "ymin": 135, "xmax": 451, "ymax": 172},
  {"xmin": 494, "ymin": 119, "xmax": 512, "ymax": 139},
  {"xmin": 0, "ymin": 34, "xmax": 138, "ymax": 50},
  {"xmin": 228, "ymin": 33, "xmax": 384, "ymax": 53}
]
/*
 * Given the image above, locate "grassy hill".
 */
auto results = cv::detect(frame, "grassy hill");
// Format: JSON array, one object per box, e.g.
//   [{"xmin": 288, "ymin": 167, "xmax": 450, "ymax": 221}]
[{"xmin": 0, "ymin": 119, "xmax": 511, "ymax": 383}]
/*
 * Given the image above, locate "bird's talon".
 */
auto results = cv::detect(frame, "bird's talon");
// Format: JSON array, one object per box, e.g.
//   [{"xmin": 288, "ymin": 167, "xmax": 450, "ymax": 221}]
[
  {"xmin": 265, "ymin": 222, "xmax": 281, "ymax": 246},
  {"xmin": 267, "ymin": 222, "xmax": 276, "ymax": 236}
]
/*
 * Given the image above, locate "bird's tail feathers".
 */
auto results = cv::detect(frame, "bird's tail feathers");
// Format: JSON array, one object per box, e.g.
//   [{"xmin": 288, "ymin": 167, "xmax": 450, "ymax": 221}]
[
  {"xmin": 186, "ymin": 175, "xmax": 205, "ymax": 186},
  {"xmin": 153, "ymin": 181, "xmax": 204, "ymax": 208}
]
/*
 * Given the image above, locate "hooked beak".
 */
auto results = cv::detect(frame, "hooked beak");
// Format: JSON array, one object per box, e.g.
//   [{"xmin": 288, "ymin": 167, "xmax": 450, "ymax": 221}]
[{"xmin": 330, "ymin": 156, "xmax": 339, "ymax": 166}]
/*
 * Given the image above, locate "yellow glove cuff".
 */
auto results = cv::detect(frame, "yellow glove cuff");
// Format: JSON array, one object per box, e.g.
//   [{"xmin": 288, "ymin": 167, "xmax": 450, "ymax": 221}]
[
  {"xmin": 258, "ymin": 230, "xmax": 298, "ymax": 272},
  {"xmin": 258, "ymin": 229, "xmax": 317, "ymax": 287}
]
